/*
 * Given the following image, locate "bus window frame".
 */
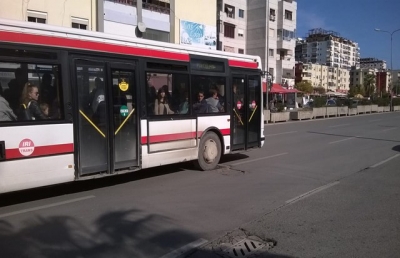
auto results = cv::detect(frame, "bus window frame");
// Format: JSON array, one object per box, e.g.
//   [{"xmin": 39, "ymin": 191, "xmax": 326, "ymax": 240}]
[
  {"xmin": 143, "ymin": 59, "xmax": 191, "ymax": 121},
  {"xmin": 0, "ymin": 44, "xmax": 69, "ymax": 127}
]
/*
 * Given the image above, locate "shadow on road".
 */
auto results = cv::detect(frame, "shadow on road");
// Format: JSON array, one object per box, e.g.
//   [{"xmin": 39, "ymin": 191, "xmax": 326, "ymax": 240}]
[
  {"xmin": 393, "ymin": 145, "xmax": 400, "ymax": 152},
  {"xmin": 0, "ymin": 209, "xmax": 200, "ymax": 258},
  {"xmin": 0, "ymin": 153, "xmax": 251, "ymax": 207},
  {"xmin": 0, "ymin": 163, "xmax": 189, "ymax": 207},
  {"xmin": 308, "ymin": 131, "xmax": 400, "ymax": 143}
]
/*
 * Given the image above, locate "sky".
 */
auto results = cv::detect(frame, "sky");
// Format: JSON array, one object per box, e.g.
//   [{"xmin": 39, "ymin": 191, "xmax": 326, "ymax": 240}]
[{"xmin": 296, "ymin": 0, "xmax": 400, "ymax": 69}]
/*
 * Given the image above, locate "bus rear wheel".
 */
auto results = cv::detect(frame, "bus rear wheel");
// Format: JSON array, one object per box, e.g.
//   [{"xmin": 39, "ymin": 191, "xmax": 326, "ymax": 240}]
[{"xmin": 195, "ymin": 131, "xmax": 222, "ymax": 171}]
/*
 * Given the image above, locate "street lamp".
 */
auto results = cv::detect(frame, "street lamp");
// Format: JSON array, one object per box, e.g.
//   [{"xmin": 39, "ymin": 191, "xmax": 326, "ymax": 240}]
[{"xmin": 374, "ymin": 28, "xmax": 400, "ymax": 109}]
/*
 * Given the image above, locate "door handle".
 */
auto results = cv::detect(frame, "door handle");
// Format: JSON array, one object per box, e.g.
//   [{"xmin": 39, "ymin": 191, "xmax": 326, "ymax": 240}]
[{"xmin": 0, "ymin": 141, "xmax": 5, "ymax": 161}]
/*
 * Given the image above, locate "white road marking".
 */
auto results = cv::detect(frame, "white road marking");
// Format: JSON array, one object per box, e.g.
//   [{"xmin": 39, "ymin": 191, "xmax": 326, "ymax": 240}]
[
  {"xmin": 370, "ymin": 154, "xmax": 400, "ymax": 168},
  {"xmin": 329, "ymin": 124, "xmax": 350, "ymax": 128},
  {"xmin": 231, "ymin": 153, "xmax": 288, "ymax": 166},
  {"xmin": 328, "ymin": 136, "xmax": 358, "ymax": 144},
  {"xmin": 159, "ymin": 238, "xmax": 208, "ymax": 258},
  {"xmin": 0, "ymin": 195, "xmax": 96, "ymax": 219},
  {"xmin": 286, "ymin": 181, "xmax": 340, "ymax": 204},
  {"xmin": 265, "ymin": 131, "xmax": 297, "ymax": 137},
  {"xmin": 382, "ymin": 127, "xmax": 397, "ymax": 132}
]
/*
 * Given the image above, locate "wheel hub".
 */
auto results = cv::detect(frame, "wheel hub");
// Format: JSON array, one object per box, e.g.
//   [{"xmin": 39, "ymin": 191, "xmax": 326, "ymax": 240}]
[{"xmin": 203, "ymin": 139, "xmax": 217, "ymax": 163}]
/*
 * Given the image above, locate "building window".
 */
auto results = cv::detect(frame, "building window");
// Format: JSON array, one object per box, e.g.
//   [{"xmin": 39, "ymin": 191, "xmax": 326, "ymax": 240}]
[
  {"xmin": 143, "ymin": 28, "xmax": 170, "ymax": 42},
  {"xmin": 270, "ymin": 9, "xmax": 276, "ymax": 21},
  {"xmin": 269, "ymin": 49, "xmax": 274, "ymax": 57},
  {"xmin": 285, "ymin": 10, "xmax": 292, "ymax": 20},
  {"xmin": 239, "ymin": 9, "xmax": 244, "ymax": 18},
  {"xmin": 238, "ymin": 29, "xmax": 244, "ymax": 37},
  {"xmin": 224, "ymin": 23, "xmax": 235, "ymax": 38},
  {"xmin": 27, "ymin": 10, "xmax": 47, "ymax": 24},
  {"xmin": 238, "ymin": 49, "xmax": 244, "ymax": 54},
  {"xmin": 71, "ymin": 17, "xmax": 88, "ymax": 30},
  {"xmin": 224, "ymin": 4, "xmax": 235, "ymax": 18},
  {"xmin": 269, "ymin": 28, "xmax": 275, "ymax": 37}
]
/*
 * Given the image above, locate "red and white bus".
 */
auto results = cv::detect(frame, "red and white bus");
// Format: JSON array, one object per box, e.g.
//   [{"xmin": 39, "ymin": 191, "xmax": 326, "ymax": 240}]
[{"xmin": 0, "ymin": 19, "xmax": 264, "ymax": 194}]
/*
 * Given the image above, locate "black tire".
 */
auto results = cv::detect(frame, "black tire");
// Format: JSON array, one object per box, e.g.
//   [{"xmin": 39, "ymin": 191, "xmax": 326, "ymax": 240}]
[{"xmin": 194, "ymin": 131, "xmax": 222, "ymax": 171}]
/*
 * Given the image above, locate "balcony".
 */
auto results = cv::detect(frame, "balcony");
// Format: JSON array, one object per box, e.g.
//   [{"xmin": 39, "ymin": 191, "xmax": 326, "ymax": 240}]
[
  {"xmin": 142, "ymin": 1, "xmax": 170, "ymax": 14},
  {"xmin": 277, "ymin": 58, "xmax": 294, "ymax": 71},
  {"xmin": 277, "ymin": 38, "xmax": 293, "ymax": 50}
]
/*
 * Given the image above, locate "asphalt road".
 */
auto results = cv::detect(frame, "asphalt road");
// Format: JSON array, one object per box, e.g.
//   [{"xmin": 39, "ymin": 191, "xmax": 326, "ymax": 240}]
[{"xmin": 0, "ymin": 112, "xmax": 399, "ymax": 258}]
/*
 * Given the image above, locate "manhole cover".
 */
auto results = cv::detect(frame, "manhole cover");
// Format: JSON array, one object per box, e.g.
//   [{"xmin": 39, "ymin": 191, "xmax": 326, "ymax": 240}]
[{"xmin": 216, "ymin": 237, "xmax": 268, "ymax": 258}]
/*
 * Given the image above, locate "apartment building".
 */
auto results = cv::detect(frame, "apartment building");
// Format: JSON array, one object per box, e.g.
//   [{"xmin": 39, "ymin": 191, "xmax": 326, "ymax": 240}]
[
  {"xmin": 360, "ymin": 57, "xmax": 387, "ymax": 70},
  {"xmin": 246, "ymin": 0, "xmax": 297, "ymax": 87},
  {"xmin": 349, "ymin": 68, "xmax": 376, "ymax": 88},
  {"xmin": 295, "ymin": 62, "xmax": 350, "ymax": 93},
  {"xmin": 376, "ymin": 71, "xmax": 391, "ymax": 94},
  {"xmin": 101, "ymin": 0, "xmax": 216, "ymax": 47},
  {"xmin": 295, "ymin": 28, "xmax": 360, "ymax": 70},
  {"xmin": 216, "ymin": 0, "xmax": 247, "ymax": 54},
  {"xmin": 391, "ymin": 70, "xmax": 400, "ymax": 94},
  {"xmin": 0, "ymin": 0, "xmax": 97, "ymax": 30}
]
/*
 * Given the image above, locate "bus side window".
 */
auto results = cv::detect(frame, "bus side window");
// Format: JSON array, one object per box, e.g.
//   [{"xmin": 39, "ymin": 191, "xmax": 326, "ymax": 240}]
[{"xmin": 146, "ymin": 72, "xmax": 189, "ymax": 116}]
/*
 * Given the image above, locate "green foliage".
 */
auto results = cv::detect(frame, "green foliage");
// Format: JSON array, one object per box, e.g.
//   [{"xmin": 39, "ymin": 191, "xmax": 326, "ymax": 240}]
[
  {"xmin": 313, "ymin": 86, "xmax": 326, "ymax": 95},
  {"xmin": 372, "ymin": 97, "xmax": 390, "ymax": 106},
  {"xmin": 392, "ymin": 98, "xmax": 400, "ymax": 106},
  {"xmin": 349, "ymin": 84, "xmax": 365, "ymax": 98},
  {"xmin": 344, "ymin": 99, "xmax": 357, "ymax": 108},
  {"xmin": 276, "ymin": 103, "xmax": 285, "ymax": 112},
  {"xmin": 363, "ymin": 74, "xmax": 376, "ymax": 97},
  {"xmin": 335, "ymin": 99, "xmax": 346, "ymax": 106},
  {"xmin": 295, "ymin": 81, "xmax": 313, "ymax": 94},
  {"xmin": 313, "ymin": 96, "xmax": 327, "ymax": 108},
  {"xmin": 360, "ymin": 99, "xmax": 372, "ymax": 105}
]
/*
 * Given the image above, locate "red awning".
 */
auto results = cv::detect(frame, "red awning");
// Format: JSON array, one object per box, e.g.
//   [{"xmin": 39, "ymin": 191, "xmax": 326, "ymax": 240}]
[{"xmin": 263, "ymin": 83, "xmax": 300, "ymax": 94}]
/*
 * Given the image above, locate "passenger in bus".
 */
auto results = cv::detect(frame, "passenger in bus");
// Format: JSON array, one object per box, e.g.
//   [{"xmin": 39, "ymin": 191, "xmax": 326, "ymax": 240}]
[
  {"xmin": 0, "ymin": 83, "xmax": 17, "ymax": 121},
  {"xmin": 154, "ymin": 88, "xmax": 174, "ymax": 115},
  {"xmin": 161, "ymin": 85, "xmax": 172, "ymax": 104},
  {"xmin": 193, "ymin": 91, "xmax": 208, "ymax": 114},
  {"xmin": 19, "ymin": 82, "xmax": 48, "ymax": 120},
  {"xmin": 178, "ymin": 92, "xmax": 189, "ymax": 114},
  {"xmin": 4, "ymin": 68, "xmax": 26, "ymax": 111},
  {"xmin": 40, "ymin": 103, "xmax": 49, "ymax": 116},
  {"xmin": 206, "ymin": 89, "xmax": 224, "ymax": 112},
  {"xmin": 147, "ymin": 85, "xmax": 156, "ymax": 115},
  {"xmin": 40, "ymin": 72, "xmax": 56, "ymax": 105},
  {"xmin": 90, "ymin": 78, "xmax": 106, "ymax": 125}
]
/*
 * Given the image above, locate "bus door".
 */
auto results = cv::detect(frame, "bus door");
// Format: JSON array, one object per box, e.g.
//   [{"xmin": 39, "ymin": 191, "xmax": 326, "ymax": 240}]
[
  {"xmin": 73, "ymin": 59, "xmax": 138, "ymax": 175},
  {"xmin": 231, "ymin": 74, "xmax": 262, "ymax": 151}
]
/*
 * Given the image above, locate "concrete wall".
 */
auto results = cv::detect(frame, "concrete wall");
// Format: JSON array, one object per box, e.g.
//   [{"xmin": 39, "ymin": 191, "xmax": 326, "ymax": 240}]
[
  {"xmin": 0, "ymin": 0, "xmax": 96, "ymax": 31},
  {"xmin": 172, "ymin": 0, "xmax": 216, "ymax": 44}
]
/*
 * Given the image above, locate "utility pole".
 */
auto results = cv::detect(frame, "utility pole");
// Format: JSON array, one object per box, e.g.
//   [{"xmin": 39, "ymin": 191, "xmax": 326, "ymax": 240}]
[{"xmin": 375, "ymin": 28, "xmax": 400, "ymax": 110}]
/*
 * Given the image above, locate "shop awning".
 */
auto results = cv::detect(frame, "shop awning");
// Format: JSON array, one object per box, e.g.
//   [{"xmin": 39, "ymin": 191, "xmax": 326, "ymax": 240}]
[{"xmin": 263, "ymin": 82, "xmax": 300, "ymax": 94}]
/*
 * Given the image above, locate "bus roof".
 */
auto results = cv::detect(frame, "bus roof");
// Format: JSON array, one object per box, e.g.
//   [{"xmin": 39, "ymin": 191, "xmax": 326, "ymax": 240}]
[{"xmin": 0, "ymin": 18, "xmax": 262, "ymax": 70}]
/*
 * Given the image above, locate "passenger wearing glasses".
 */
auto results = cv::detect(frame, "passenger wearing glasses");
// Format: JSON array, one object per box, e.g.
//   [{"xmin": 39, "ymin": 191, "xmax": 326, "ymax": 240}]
[
  {"xmin": 193, "ymin": 91, "xmax": 208, "ymax": 114},
  {"xmin": 19, "ymin": 82, "xmax": 48, "ymax": 120}
]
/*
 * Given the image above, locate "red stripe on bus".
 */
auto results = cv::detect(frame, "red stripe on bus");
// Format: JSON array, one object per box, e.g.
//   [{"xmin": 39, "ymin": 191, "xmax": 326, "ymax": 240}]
[
  {"xmin": 5, "ymin": 143, "xmax": 74, "ymax": 160},
  {"xmin": 141, "ymin": 132, "xmax": 197, "ymax": 144},
  {"xmin": 228, "ymin": 60, "xmax": 258, "ymax": 69},
  {"xmin": 141, "ymin": 129, "xmax": 231, "ymax": 144},
  {"xmin": 0, "ymin": 31, "xmax": 190, "ymax": 62}
]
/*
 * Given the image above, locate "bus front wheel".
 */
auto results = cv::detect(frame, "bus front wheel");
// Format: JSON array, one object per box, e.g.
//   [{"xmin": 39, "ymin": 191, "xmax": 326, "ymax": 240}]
[{"xmin": 195, "ymin": 131, "xmax": 222, "ymax": 171}]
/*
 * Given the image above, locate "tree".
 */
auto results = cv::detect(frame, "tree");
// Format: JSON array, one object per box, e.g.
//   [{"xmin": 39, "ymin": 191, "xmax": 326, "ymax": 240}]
[
  {"xmin": 295, "ymin": 81, "xmax": 313, "ymax": 94},
  {"xmin": 363, "ymin": 74, "xmax": 375, "ymax": 97},
  {"xmin": 392, "ymin": 81, "xmax": 400, "ymax": 96},
  {"xmin": 314, "ymin": 86, "xmax": 326, "ymax": 95}
]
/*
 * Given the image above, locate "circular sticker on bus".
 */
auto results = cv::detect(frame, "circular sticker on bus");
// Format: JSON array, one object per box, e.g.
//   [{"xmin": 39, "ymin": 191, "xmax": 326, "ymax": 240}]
[
  {"xmin": 236, "ymin": 101, "xmax": 242, "ymax": 110},
  {"xmin": 119, "ymin": 80, "xmax": 129, "ymax": 91},
  {"xmin": 19, "ymin": 139, "xmax": 35, "ymax": 156},
  {"xmin": 120, "ymin": 105, "xmax": 129, "ymax": 117}
]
